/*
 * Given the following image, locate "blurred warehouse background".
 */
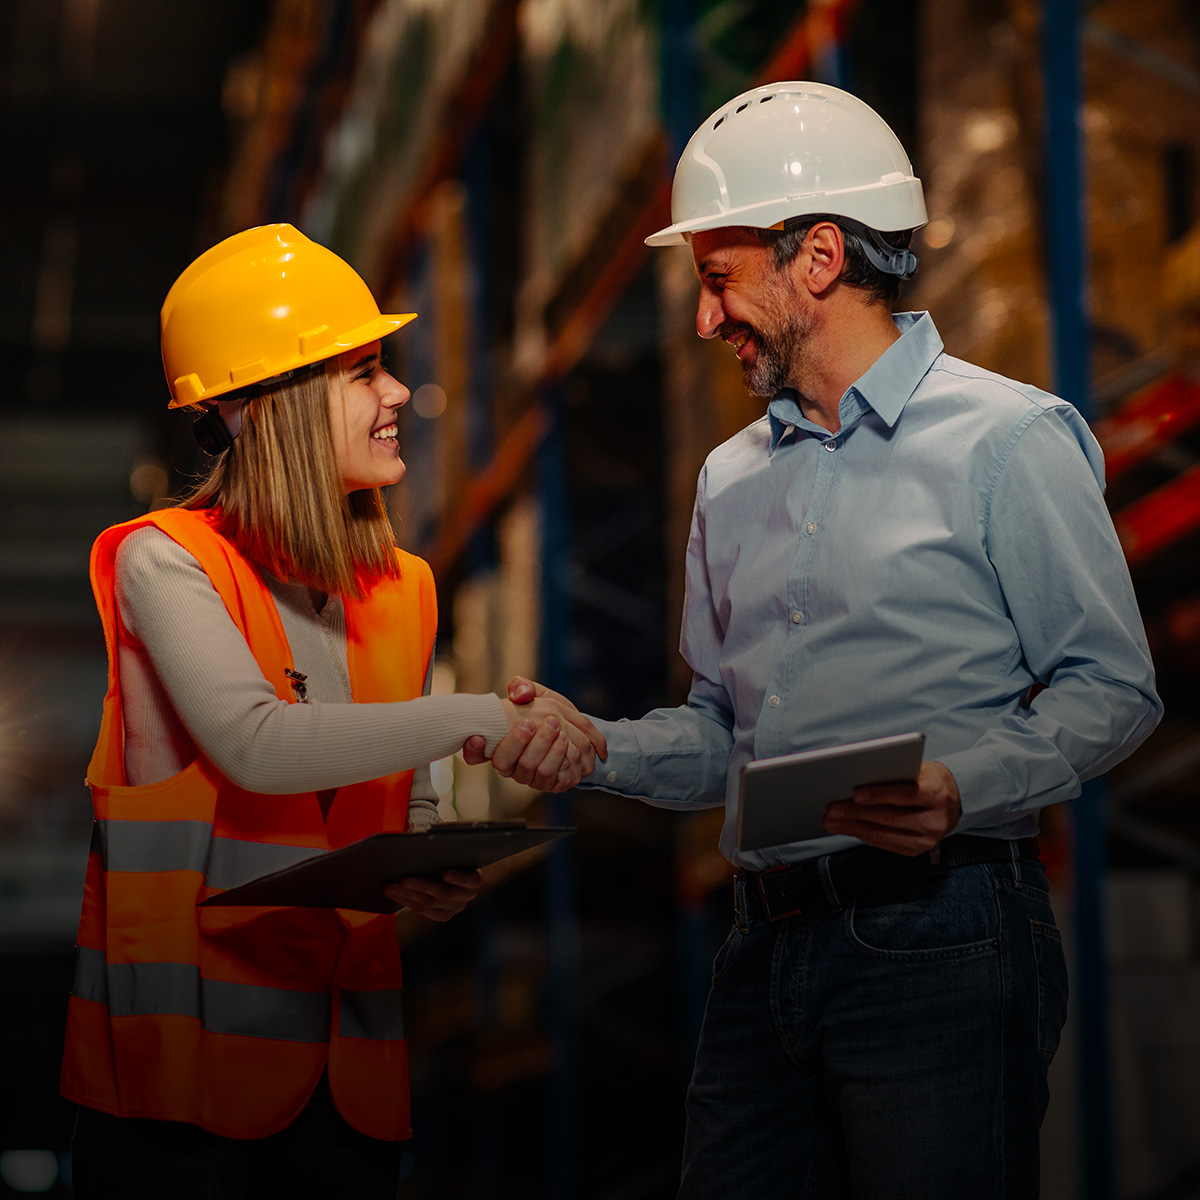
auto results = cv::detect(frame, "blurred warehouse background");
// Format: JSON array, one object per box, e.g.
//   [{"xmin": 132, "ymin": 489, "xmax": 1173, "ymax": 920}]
[{"xmin": 2, "ymin": 0, "xmax": 1200, "ymax": 1196}]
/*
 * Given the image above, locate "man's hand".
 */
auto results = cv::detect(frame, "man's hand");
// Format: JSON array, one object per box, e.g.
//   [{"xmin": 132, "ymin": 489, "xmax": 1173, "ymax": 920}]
[
  {"xmin": 385, "ymin": 869, "xmax": 483, "ymax": 921},
  {"xmin": 821, "ymin": 761, "xmax": 961, "ymax": 856},
  {"xmin": 462, "ymin": 676, "xmax": 607, "ymax": 793}
]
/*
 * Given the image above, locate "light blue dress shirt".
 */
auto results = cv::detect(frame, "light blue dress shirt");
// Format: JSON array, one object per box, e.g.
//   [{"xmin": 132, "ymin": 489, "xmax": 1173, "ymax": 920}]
[{"xmin": 580, "ymin": 312, "xmax": 1162, "ymax": 869}]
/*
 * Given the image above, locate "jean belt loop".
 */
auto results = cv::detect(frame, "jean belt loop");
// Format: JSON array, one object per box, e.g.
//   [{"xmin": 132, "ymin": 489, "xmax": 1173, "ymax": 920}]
[
  {"xmin": 816, "ymin": 854, "xmax": 843, "ymax": 910},
  {"xmin": 734, "ymin": 871, "xmax": 752, "ymax": 929},
  {"xmin": 1009, "ymin": 837, "xmax": 1022, "ymax": 884}
]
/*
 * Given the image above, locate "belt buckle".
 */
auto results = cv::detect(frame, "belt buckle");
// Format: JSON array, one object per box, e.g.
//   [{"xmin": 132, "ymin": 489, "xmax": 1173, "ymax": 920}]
[{"xmin": 756, "ymin": 866, "xmax": 803, "ymax": 922}]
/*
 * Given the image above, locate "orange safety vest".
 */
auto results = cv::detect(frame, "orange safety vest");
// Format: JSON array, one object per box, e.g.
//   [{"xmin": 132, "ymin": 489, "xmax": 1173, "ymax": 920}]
[{"xmin": 60, "ymin": 507, "xmax": 437, "ymax": 1141}]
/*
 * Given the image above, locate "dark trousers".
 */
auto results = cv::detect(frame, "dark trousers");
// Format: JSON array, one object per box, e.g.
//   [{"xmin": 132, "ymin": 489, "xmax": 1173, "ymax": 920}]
[
  {"xmin": 678, "ymin": 855, "xmax": 1069, "ymax": 1200},
  {"xmin": 71, "ymin": 1072, "xmax": 404, "ymax": 1200}
]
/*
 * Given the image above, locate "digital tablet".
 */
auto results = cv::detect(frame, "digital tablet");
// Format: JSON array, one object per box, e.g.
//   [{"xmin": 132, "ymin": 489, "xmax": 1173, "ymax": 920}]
[
  {"xmin": 199, "ymin": 822, "xmax": 572, "ymax": 913},
  {"xmin": 736, "ymin": 732, "xmax": 925, "ymax": 852}
]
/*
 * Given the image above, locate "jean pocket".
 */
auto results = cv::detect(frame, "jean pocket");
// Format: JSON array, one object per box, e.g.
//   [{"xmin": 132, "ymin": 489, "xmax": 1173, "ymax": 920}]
[
  {"xmin": 1017, "ymin": 880, "xmax": 1054, "ymax": 906},
  {"xmin": 711, "ymin": 924, "xmax": 744, "ymax": 985},
  {"xmin": 1031, "ymin": 919, "xmax": 1068, "ymax": 1058},
  {"xmin": 1008, "ymin": 859, "xmax": 1055, "ymax": 909},
  {"xmin": 845, "ymin": 870, "xmax": 1001, "ymax": 961}
]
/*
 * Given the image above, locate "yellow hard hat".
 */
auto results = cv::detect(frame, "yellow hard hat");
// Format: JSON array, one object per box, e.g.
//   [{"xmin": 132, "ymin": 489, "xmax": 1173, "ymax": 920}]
[{"xmin": 161, "ymin": 223, "xmax": 416, "ymax": 408}]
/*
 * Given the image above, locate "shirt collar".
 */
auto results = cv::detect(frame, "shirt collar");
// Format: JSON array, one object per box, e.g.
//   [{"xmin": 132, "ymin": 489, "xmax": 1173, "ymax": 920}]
[{"xmin": 766, "ymin": 311, "xmax": 944, "ymax": 450}]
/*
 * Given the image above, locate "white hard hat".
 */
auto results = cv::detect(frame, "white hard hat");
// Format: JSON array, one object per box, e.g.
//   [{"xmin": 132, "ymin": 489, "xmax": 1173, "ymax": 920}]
[{"xmin": 646, "ymin": 82, "xmax": 927, "ymax": 248}]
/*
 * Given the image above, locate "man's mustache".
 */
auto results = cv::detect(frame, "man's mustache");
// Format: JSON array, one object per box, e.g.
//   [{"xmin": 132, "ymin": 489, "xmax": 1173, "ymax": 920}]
[{"xmin": 718, "ymin": 320, "xmax": 756, "ymax": 343}]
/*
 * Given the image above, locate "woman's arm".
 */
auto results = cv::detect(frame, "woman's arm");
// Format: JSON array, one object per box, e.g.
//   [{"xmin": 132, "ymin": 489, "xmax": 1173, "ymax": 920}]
[
  {"xmin": 405, "ymin": 656, "xmax": 441, "ymax": 831},
  {"xmin": 116, "ymin": 527, "xmax": 510, "ymax": 793}
]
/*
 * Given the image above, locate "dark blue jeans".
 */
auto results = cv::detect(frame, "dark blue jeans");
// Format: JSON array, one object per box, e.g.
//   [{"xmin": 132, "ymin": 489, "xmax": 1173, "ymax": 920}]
[{"xmin": 679, "ymin": 855, "xmax": 1068, "ymax": 1200}]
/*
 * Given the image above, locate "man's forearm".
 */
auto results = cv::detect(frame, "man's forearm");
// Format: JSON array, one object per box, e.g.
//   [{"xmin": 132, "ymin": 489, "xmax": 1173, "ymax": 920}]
[{"xmin": 578, "ymin": 703, "xmax": 732, "ymax": 809}]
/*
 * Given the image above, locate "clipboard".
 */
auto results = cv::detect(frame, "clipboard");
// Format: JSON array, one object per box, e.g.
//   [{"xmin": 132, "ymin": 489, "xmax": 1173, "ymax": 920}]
[
  {"xmin": 199, "ymin": 822, "xmax": 572, "ymax": 914},
  {"xmin": 736, "ymin": 732, "xmax": 925, "ymax": 852}
]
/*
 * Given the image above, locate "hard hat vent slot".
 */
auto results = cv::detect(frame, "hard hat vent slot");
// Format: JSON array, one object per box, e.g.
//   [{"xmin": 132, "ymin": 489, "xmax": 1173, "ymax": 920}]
[
  {"xmin": 714, "ymin": 116, "xmax": 725, "ymax": 129},
  {"xmin": 760, "ymin": 95, "xmax": 774, "ymax": 103},
  {"xmin": 736, "ymin": 103, "xmax": 749, "ymax": 113}
]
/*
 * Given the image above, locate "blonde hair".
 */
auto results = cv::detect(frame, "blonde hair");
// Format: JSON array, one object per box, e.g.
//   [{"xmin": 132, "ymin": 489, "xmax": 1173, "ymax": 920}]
[{"xmin": 182, "ymin": 359, "xmax": 402, "ymax": 598}]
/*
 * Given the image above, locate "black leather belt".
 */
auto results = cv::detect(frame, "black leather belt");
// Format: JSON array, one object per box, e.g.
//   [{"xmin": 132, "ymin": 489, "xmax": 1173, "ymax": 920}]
[{"xmin": 739, "ymin": 835, "xmax": 1041, "ymax": 922}]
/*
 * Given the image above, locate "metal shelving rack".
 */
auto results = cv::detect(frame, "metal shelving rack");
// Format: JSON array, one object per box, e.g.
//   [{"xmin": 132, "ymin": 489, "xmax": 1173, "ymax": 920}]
[{"xmin": 215, "ymin": 2, "xmax": 1200, "ymax": 1196}]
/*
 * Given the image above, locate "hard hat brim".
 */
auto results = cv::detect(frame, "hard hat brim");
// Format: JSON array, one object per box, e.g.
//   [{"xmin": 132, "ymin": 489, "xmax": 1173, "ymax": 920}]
[
  {"xmin": 167, "ymin": 312, "xmax": 417, "ymax": 408},
  {"xmin": 646, "ymin": 183, "xmax": 928, "ymax": 248}
]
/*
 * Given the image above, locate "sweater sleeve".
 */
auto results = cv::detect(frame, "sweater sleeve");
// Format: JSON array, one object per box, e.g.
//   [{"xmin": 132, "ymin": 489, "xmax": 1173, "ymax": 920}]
[
  {"xmin": 115, "ymin": 527, "xmax": 510, "ymax": 794},
  {"xmin": 406, "ymin": 656, "xmax": 442, "ymax": 832}
]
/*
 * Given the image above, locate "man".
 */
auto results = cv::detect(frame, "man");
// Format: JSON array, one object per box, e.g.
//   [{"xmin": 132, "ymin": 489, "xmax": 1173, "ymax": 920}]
[{"xmin": 473, "ymin": 82, "xmax": 1161, "ymax": 1198}]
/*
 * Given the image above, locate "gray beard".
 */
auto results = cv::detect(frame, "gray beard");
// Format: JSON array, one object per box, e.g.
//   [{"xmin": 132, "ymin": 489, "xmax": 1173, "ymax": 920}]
[{"xmin": 741, "ymin": 309, "xmax": 815, "ymax": 399}]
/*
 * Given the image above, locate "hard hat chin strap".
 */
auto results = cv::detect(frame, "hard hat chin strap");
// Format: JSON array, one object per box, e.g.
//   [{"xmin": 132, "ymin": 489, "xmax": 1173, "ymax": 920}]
[
  {"xmin": 192, "ymin": 408, "xmax": 236, "ymax": 456},
  {"xmin": 188, "ymin": 360, "xmax": 323, "ymax": 456},
  {"xmin": 779, "ymin": 214, "xmax": 919, "ymax": 281},
  {"xmin": 192, "ymin": 396, "xmax": 248, "ymax": 456},
  {"xmin": 837, "ymin": 217, "xmax": 919, "ymax": 280}
]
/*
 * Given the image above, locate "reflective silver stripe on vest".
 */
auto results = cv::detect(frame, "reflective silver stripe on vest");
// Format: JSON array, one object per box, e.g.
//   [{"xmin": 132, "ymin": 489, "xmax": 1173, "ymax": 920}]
[
  {"xmin": 205, "ymin": 837, "xmax": 327, "ymax": 891},
  {"xmin": 73, "ymin": 946, "xmax": 109, "ymax": 1005},
  {"xmin": 94, "ymin": 820, "xmax": 326, "ymax": 890},
  {"xmin": 96, "ymin": 820, "xmax": 212, "ymax": 873},
  {"xmin": 339, "ymin": 988, "xmax": 405, "ymax": 1041},
  {"xmin": 72, "ymin": 946, "xmax": 331, "ymax": 1043}
]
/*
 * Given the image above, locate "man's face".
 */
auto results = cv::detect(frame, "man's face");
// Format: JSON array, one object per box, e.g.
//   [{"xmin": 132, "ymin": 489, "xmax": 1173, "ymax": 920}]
[{"xmin": 690, "ymin": 227, "xmax": 815, "ymax": 398}]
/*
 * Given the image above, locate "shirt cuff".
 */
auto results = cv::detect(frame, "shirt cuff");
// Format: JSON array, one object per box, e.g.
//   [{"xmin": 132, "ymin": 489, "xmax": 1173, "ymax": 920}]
[
  {"xmin": 406, "ymin": 799, "xmax": 441, "ymax": 832},
  {"xmin": 578, "ymin": 718, "xmax": 646, "ymax": 794},
  {"xmin": 934, "ymin": 748, "xmax": 1017, "ymax": 830}
]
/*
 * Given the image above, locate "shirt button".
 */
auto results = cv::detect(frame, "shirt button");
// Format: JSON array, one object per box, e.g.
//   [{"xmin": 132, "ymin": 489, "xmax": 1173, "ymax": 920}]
[
  {"xmin": 606, "ymin": 770, "xmax": 618, "ymax": 783},
  {"xmin": 824, "ymin": 439, "xmax": 838, "ymax": 451},
  {"xmin": 791, "ymin": 611, "xmax": 803, "ymax": 624},
  {"xmin": 805, "ymin": 522, "xmax": 816, "ymax": 535},
  {"xmin": 768, "ymin": 695, "xmax": 781, "ymax": 707}
]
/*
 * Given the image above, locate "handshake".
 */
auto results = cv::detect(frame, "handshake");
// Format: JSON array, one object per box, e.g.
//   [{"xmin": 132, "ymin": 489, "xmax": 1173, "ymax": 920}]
[
  {"xmin": 386, "ymin": 676, "xmax": 605, "ymax": 920},
  {"xmin": 463, "ymin": 676, "xmax": 608, "ymax": 794}
]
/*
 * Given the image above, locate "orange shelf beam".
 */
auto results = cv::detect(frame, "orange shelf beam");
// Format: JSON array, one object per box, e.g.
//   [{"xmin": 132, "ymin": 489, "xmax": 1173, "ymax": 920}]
[
  {"xmin": 427, "ymin": 402, "xmax": 550, "ymax": 581},
  {"xmin": 426, "ymin": 0, "xmax": 862, "ymax": 572},
  {"xmin": 377, "ymin": 0, "xmax": 519, "ymax": 299},
  {"xmin": 1114, "ymin": 463, "xmax": 1200, "ymax": 566},
  {"xmin": 1094, "ymin": 373, "xmax": 1200, "ymax": 482}
]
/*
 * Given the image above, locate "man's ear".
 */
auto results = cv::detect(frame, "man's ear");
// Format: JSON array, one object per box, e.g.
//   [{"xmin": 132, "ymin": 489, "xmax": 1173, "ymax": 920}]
[{"xmin": 798, "ymin": 221, "xmax": 845, "ymax": 296}]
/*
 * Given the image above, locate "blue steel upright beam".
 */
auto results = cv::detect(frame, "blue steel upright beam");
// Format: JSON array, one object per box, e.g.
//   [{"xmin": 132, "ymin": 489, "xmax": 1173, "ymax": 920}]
[
  {"xmin": 539, "ymin": 383, "xmax": 578, "ymax": 1200},
  {"xmin": 1040, "ymin": 4, "xmax": 1113, "ymax": 1198},
  {"xmin": 464, "ymin": 122, "xmax": 498, "ymax": 574},
  {"xmin": 660, "ymin": 0, "xmax": 695, "ymax": 163},
  {"xmin": 659, "ymin": 0, "xmax": 711, "ymax": 1094},
  {"xmin": 462, "ymin": 120, "xmax": 502, "ymax": 1200}
]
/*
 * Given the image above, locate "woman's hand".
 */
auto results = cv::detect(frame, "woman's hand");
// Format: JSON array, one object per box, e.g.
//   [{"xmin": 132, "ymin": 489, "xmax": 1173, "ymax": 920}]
[
  {"xmin": 385, "ymin": 869, "xmax": 483, "ymax": 921},
  {"xmin": 464, "ymin": 677, "xmax": 607, "ymax": 793}
]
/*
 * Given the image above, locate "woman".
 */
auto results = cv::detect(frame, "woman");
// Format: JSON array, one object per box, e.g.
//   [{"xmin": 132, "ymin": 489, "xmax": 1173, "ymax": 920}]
[{"xmin": 62, "ymin": 224, "xmax": 604, "ymax": 1198}]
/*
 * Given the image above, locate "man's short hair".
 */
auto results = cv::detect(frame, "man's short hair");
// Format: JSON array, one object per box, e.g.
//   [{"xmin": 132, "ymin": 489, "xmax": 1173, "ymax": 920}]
[{"xmin": 751, "ymin": 216, "xmax": 915, "ymax": 304}]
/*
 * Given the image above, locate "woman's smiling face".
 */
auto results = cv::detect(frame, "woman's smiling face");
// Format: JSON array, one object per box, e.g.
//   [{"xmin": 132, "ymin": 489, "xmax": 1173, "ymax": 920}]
[{"xmin": 328, "ymin": 341, "xmax": 410, "ymax": 494}]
